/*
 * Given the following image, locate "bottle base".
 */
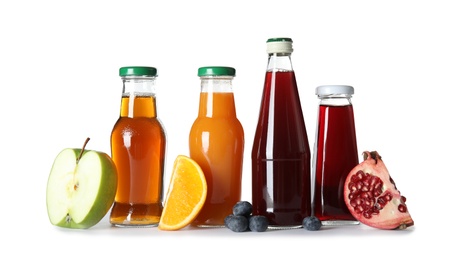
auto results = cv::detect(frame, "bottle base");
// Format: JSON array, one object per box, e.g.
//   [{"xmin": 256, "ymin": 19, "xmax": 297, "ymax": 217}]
[
  {"xmin": 112, "ymin": 223, "xmax": 159, "ymax": 228},
  {"xmin": 268, "ymin": 225, "xmax": 303, "ymax": 230},
  {"xmin": 194, "ymin": 224, "xmax": 226, "ymax": 228},
  {"xmin": 321, "ymin": 220, "xmax": 360, "ymax": 226},
  {"xmin": 110, "ymin": 202, "xmax": 162, "ymax": 227}
]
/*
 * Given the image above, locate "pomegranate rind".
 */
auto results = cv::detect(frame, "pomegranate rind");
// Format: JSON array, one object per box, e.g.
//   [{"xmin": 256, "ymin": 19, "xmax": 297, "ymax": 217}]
[{"xmin": 343, "ymin": 151, "xmax": 414, "ymax": 230}]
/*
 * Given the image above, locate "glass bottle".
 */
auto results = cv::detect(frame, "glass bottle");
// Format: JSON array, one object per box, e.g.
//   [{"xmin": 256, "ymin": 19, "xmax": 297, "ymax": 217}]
[
  {"xmin": 312, "ymin": 85, "xmax": 359, "ymax": 225},
  {"xmin": 251, "ymin": 38, "xmax": 311, "ymax": 228},
  {"xmin": 110, "ymin": 66, "xmax": 167, "ymax": 227},
  {"xmin": 189, "ymin": 66, "xmax": 245, "ymax": 227}
]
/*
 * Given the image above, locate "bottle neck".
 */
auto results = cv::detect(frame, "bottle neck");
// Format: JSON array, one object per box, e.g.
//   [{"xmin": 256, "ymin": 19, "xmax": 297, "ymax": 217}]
[
  {"xmin": 318, "ymin": 94, "xmax": 353, "ymax": 106},
  {"xmin": 200, "ymin": 76, "xmax": 234, "ymax": 93},
  {"xmin": 198, "ymin": 76, "xmax": 237, "ymax": 117},
  {"xmin": 120, "ymin": 76, "xmax": 157, "ymax": 118},
  {"xmin": 122, "ymin": 76, "xmax": 157, "ymax": 95},
  {"xmin": 267, "ymin": 53, "xmax": 293, "ymax": 72}
]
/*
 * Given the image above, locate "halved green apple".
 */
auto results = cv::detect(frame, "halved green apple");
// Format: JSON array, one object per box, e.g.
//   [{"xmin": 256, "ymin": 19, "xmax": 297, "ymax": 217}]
[{"xmin": 46, "ymin": 138, "xmax": 117, "ymax": 229}]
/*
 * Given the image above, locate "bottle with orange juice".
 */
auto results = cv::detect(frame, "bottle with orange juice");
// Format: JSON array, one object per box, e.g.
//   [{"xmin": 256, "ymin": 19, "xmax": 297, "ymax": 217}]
[{"xmin": 189, "ymin": 66, "xmax": 245, "ymax": 227}]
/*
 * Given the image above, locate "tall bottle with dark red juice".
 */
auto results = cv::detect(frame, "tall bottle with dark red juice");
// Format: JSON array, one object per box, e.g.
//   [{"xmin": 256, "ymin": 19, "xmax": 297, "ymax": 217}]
[
  {"xmin": 312, "ymin": 85, "xmax": 359, "ymax": 225},
  {"xmin": 252, "ymin": 38, "xmax": 311, "ymax": 228}
]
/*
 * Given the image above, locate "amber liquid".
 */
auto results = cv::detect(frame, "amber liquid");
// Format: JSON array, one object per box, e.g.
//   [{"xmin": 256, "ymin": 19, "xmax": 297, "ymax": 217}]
[
  {"xmin": 313, "ymin": 104, "xmax": 358, "ymax": 223},
  {"xmin": 110, "ymin": 95, "xmax": 166, "ymax": 227},
  {"xmin": 189, "ymin": 92, "xmax": 244, "ymax": 227},
  {"xmin": 251, "ymin": 71, "xmax": 311, "ymax": 227}
]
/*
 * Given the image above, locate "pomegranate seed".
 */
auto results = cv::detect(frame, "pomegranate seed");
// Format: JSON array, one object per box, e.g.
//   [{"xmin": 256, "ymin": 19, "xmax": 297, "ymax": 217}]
[
  {"xmin": 351, "ymin": 175, "xmax": 358, "ymax": 183},
  {"xmin": 373, "ymin": 190, "xmax": 381, "ymax": 197},
  {"xmin": 360, "ymin": 192, "xmax": 370, "ymax": 199},
  {"xmin": 348, "ymin": 182, "xmax": 356, "ymax": 191},
  {"xmin": 363, "ymin": 211, "xmax": 372, "ymax": 219},
  {"xmin": 355, "ymin": 181, "xmax": 362, "ymax": 190},
  {"xmin": 356, "ymin": 198, "xmax": 362, "ymax": 205},
  {"xmin": 369, "ymin": 176, "xmax": 377, "ymax": 187},
  {"xmin": 356, "ymin": 171, "xmax": 364, "ymax": 179},
  {"xmin": 398, "ymin": 204, "xmax": 407, "ymax": 213},
  {"xmin": 356, "ymin": 206, "xmax": 364, "ymax": 214},
  {"xmin": 350, "ymin": 199, "xmax": 357, "ymax": 208},
  {"xmin": 385, "ymin": 193, "xmax": 392, "ymax": 202}
]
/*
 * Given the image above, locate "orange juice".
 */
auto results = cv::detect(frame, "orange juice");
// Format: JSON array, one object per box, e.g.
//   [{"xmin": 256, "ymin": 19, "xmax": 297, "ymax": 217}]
[{"xmin": 189, "ymin": 67, "xmax": 244, "ymax": 227}]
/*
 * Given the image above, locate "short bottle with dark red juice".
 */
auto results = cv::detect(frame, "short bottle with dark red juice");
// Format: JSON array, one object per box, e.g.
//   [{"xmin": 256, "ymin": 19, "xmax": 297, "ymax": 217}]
[
  {"xmin": 312, "ymin": 85, "xmax": 359, "ymax": 225},
  {"xmin": 251, "ymin": 38, "xmax": 312, "ymax": 228}
]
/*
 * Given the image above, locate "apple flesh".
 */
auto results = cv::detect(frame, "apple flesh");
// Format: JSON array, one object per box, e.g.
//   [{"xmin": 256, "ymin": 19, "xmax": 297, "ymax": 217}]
[{"xmin": 46, "ymin": 147, "xmax": 117, "ymax": 229}]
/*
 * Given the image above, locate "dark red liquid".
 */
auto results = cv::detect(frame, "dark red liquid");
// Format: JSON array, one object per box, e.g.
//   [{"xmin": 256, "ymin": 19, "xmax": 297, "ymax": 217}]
[
  {"xmin": 251, "ymin": 71, "xmax": 311, "ymax": 226},
  {"xmin": 313, "ymin": 104, "xmax": 358, "ymax": 221}
]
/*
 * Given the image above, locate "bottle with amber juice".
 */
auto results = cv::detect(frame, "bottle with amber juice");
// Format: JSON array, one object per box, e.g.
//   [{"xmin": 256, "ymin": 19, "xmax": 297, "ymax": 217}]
[
  {"xmin": 110, "ymin": 66, "xmax": 167, "ymax": 227},
  {"xmin": 251, "ymin": 38, "xmax": 312, "ymax": 228},
  {"xmin": 312, "ymin": 85, "xmax": 359, "ymax": 225},
  {"xmin": 189, "ymin": 66, "xmax": 244, "ymax": 227}
]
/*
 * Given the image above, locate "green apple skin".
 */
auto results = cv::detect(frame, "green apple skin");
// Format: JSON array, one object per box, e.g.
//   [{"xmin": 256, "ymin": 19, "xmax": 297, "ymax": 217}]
[{"xmin": 46, "ymin": 148, "xmax": 118, "ymax": 229}]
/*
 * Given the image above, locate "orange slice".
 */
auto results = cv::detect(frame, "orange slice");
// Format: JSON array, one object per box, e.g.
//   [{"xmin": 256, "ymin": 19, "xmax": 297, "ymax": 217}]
[{"xmin": 158, "ymin": 155, "xmax": 207, "ymax": 231}]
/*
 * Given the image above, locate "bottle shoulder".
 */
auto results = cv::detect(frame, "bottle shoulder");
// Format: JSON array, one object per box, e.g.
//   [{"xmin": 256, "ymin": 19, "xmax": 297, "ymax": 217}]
[
  {"xmin": 191, "ymin": 116, "xmax": 243, "ymax": 126},
  {"xmin": 112, "ymin": 116, "xmax": 165, "ymax": 130},
  {"xmin": 191, "ymin": 117, "xmax": 243, "ymax": 132}
]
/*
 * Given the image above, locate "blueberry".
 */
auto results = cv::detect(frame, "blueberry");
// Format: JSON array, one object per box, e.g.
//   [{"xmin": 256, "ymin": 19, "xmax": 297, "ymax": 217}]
[
  {"xmin": 302, "ymin": 216, "xmax": 322, "ymax": 231},
  {"xmin": 224, "ymin": 214, "xmax": 234, "ymax": 227},
  {"xmin": 233, "ymin": 201, "xmax": 253, "ymax": 217},
  {"xmin": 248, "ymin": 215, "xmax": 268, "ymax": 232},
  {"xmin": 225, "ymin": 215, "xmax": 248, "ymax": 232}
]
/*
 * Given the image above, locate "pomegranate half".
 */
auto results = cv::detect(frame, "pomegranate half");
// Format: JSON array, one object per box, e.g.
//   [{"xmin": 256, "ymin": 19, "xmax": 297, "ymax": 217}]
[{"xmin": 344, "ymin": 151, "xmax": 414, "ymax": 230}]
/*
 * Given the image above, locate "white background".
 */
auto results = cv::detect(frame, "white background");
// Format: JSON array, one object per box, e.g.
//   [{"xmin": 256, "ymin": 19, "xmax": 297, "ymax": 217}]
[{"xmin": 1, "ymin": 0, "xmax": 455, "ymax": 258}]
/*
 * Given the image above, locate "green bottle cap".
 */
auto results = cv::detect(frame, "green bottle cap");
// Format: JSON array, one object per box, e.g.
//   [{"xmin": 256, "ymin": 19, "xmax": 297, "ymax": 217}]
[
  {"xmin": 119, "ymin": 66, "xmax": 157, "ymax": 76},
  {"xmin": 198, "ymin": 66, "xmax": 236, "ymax": 77},
  {"xmin": 267, "ymin": 37, "xmax": 293, "ymax": 43}
]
